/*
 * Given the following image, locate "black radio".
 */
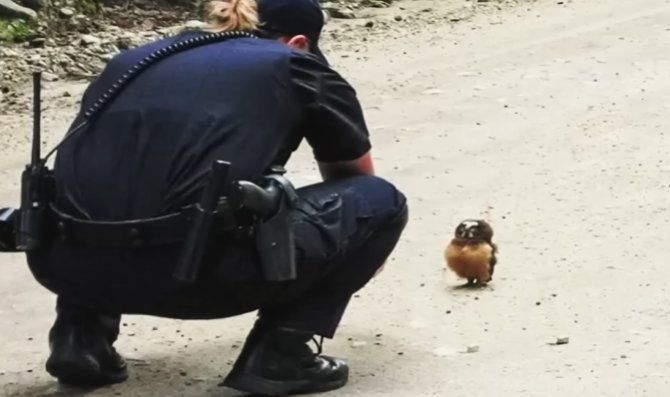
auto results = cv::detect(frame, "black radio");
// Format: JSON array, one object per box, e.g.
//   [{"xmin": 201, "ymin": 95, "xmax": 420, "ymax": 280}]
[{"xmin": 1, "ymin": 72, "xmax": 54, "ymax": 253}]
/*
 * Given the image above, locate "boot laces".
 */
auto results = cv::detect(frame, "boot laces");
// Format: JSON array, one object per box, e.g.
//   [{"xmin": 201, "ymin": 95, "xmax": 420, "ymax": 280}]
[{"xmin": 310, "ymin": 335, "xmax": 324, "ymax": 357}]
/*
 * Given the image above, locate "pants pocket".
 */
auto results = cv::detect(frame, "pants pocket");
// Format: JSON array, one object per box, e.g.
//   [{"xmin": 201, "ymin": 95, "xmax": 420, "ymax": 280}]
[{"xmin": 294, "ymin": 192, "xmax": 344, "ymax": 259}]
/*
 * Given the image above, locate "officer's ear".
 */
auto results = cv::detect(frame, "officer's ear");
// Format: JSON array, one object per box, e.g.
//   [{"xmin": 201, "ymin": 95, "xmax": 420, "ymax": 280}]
[{"xmin": 279, "ymin": 35, "xmax": 310, "ymax": 52}]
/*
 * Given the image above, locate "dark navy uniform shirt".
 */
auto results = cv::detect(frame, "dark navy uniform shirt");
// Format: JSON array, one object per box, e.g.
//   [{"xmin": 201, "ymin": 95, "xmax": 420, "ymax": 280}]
[{"xmin": 55, "ymin": 32, "xmax": 371, "ymax": 221}]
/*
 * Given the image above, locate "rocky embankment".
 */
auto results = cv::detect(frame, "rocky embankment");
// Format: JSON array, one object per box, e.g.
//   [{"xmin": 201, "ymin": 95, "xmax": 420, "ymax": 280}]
[{"xmin": 0, "ymin": 0, "xmax": 521, "ymax": 111}]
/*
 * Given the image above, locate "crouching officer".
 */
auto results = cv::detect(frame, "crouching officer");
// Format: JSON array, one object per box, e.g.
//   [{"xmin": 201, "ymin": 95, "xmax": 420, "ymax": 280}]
[{"xmin": 3, "ymin": 0, "xmax": 408, "ymax": 395}]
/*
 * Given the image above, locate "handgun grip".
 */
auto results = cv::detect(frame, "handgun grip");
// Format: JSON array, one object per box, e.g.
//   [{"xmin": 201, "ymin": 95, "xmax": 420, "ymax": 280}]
[{"xmin": 230, "ymin": 181, "xmax": 280, "ymax": 217}]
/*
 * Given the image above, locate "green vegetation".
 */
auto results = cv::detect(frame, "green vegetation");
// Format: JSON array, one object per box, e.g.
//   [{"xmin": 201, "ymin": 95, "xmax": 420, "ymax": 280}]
[
  {"xmin": 0, "ymin": 18, "xmax": 36, "ymax": 43},
  {"xmin": 73, "ymin": 0, "xmax": 100, "ymax": 15}
]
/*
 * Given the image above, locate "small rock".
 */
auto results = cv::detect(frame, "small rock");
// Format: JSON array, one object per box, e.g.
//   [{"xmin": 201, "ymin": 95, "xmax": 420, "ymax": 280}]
[
  {"xmin": 42, "ymin": 72, "xmax": 58, "ymax": 82},
  {"xmin": 351, "ymin": 341, "xmax": 368, "ymax": 348},
  {"xmin": 0, "ymin": 48, "xmax": 19, "ymax": 57},
  {"xmin": 394, "ymin": 15, "xmax": 403, "ymax": 22},
  {"xmin": 116, "ymin": 37, "xmax": 133, "ymax": 50},
  {"xmin": 422, "ymin": 88, "xmax": 444, "ymax": 95},
  {"xmin": 555, "ymin": 337, "xmax": 570, "ymax": 345},
  {"xmin": 99, "ymin": 53, "xmax": 115, "ymax": 62},
  {"xmin": 324, "ymin": 6, "xmax": 356, "ymax": 19},
  {"xmin": 58, "ymin": 7, "xmax": 74, "ymax": 18},
  {"xmin": 364, "ymin": 21, "xmax": 374, "ymax": 28},
  {"xmin": 466, "ymin": 345, "xmax": 479, "ymax": 353},
  {"xmin": 29, "ymin": 38, "xmax": 45, "ymax": 48},
  {"xmin": 80, "ymin": 34, "xmax": 101, "ymax": 46},
  {"xmin": 141, "ymin": 19, "xmax": 155, "ymax": 30},
  {"xmin": 126, "ymin": 358, "xmax": 149, "ymax": 366},
  {"xmin": 182, "ymin": 19, "xmax": 207, "ymax": 31},
  {"xmin": 361, "ymin": 0, "xmax": 391, "ymax": 7}
]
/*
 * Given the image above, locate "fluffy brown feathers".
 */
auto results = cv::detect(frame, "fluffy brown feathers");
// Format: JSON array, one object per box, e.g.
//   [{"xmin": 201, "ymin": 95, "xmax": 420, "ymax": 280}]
[{"xmin": 444, "ymin": 219, "xmax": 498, "ymax": 286}]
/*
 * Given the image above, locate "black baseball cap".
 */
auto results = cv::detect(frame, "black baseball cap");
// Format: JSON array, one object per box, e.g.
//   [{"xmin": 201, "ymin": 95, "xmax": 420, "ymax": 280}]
[{"xmin": 256, "ymin": 0, "xmax": 328, "ymax": 64}]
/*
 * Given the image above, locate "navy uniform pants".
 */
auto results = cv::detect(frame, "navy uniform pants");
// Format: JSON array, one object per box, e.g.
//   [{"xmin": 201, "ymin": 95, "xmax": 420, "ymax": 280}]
[{"xmin": 31, "ymin": 176, "xmax": 408, "ymax": 339}]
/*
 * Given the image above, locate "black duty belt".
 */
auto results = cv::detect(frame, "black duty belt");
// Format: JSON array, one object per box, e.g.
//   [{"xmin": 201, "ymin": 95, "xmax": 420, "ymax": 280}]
[
  {"xmin": 9, "ymin": 166, "xmax": 298, "ymax": 283},
  {"xmin": 50, "ymin": 201, "xmax": 237, "ymax": 248}
]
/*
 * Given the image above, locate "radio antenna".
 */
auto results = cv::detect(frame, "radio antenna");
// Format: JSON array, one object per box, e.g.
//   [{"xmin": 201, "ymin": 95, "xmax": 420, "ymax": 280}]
[{"xmin": 31, "ymin": 72, "xmax": 42, "ymax": 166}]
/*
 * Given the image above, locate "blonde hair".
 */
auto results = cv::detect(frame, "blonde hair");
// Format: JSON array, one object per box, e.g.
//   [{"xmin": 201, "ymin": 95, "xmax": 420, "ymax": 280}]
[{"xmin": 205, "ymin": 0, "xmax": 259, "ymax": 32}]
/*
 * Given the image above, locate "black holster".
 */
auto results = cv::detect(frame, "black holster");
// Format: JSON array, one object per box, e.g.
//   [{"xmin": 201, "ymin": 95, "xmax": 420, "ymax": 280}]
[
  {"xmin": 254, "ymin": 175, "xmax": 299, "ymax": 282},
  {"xmin": 173, "ymin": 164, "xmax": 299, "ymax": 284},
  {"xmin": 16, "ymin": 165, "xmax": 55, "ymax": 251}
]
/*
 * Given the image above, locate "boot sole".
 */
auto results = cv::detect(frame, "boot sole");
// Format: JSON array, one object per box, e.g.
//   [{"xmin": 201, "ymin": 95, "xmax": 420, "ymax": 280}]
[
  {"xmin": 46, "ymin": 357, "xmax": 128, "ymax": 386},
  {"xmin": 223, "ymin": 371, "xmax": 348, "ymax": 396}
]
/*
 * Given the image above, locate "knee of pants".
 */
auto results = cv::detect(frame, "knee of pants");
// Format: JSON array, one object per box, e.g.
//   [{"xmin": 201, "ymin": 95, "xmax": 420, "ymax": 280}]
[
  {"xmin": 349, "ymin": 175, "xmax": 408, "ymax": 229},
  {"xmin": 344, "ymin": 177, "xmax": 408, "ymax": 263}
]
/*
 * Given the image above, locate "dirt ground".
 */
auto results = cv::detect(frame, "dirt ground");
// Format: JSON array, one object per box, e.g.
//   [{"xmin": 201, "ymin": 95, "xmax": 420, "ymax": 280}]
[{"xmin": 3, "ymin": 0, "xmax": 670, "ymax": 395}]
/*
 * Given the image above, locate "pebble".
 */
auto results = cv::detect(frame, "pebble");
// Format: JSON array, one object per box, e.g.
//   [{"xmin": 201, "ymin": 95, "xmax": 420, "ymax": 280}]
[
  {"xmin": 466, "ymin": 345, "xmax": 480, "ymax": 353},
  {"xmin": 99, "ymin": 53, "xmax": 115, "ymax": 62},
  {"xmin": 555, "ymin": 337, "xmax": 570, "ymax": 345},
  {"xmin": 42, "ymin": 72, "xmax": 58, "ymax": 82},
  {"xmin": 80, "ymin": 34, "xmax": 101, "ymax": 46},
  {"xmin": 324, "ymin": 6, "xmax": 356, "ymax": 19},
  {"xmin": 58, "ymin": 7, "xmax": 74, "ymax": 18},
  {"xmin": 29, "ymin": 38, "xmax": 46, "ymax": 48},
  {"xmin": 422, "ymin": 88, "xmax": 445, "ymax": 95},
  {"xmin": 182, "ymin": 20, "xmax": 207, "ymax": 30}
]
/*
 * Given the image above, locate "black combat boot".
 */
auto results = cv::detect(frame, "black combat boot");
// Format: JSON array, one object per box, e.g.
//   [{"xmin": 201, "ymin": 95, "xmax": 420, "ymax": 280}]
[
  {"xmin": 45, "ymin": 309, "xmax": 128, "ymax": 386},
  {"xmin": 223, "ymin": 320, "xmax": 349, "ymax": 396}
]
